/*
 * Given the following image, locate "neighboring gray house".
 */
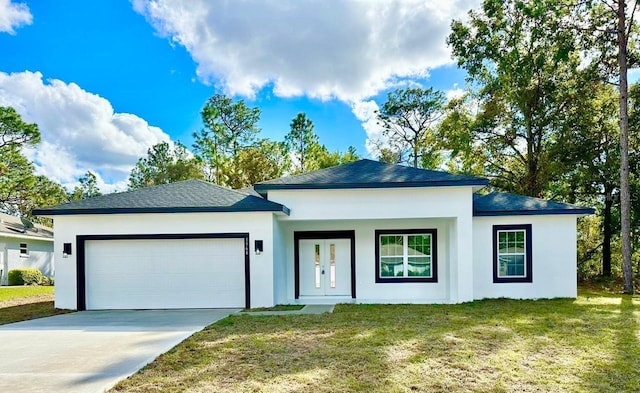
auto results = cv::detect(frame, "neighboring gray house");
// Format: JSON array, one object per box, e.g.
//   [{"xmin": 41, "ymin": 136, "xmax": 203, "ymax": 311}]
[{"xmin": 0, "ymin": 213, "xmax": 54, "ymax": 285}]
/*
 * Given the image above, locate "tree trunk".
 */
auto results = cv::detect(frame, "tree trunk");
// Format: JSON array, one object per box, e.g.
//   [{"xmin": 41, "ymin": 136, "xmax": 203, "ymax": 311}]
[
  {"xmin": 603, "ymin": 185, "xmax": 614, "ymax": 277},
  {"xmin": 618, "ymin": 0, "xmax": 634, "ymax": 293}
]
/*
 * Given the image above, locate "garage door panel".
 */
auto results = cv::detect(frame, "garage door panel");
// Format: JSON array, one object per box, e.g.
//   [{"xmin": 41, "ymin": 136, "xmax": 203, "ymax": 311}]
[{"xmin": 84, "ymin": 238, "xmax": 246, "ymax": 310}]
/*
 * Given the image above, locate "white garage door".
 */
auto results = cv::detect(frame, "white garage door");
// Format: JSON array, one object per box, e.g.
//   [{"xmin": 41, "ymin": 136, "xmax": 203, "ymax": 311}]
[{"xmin": 84, "ymin": 238, "xmax": 246, "ymax": 310}]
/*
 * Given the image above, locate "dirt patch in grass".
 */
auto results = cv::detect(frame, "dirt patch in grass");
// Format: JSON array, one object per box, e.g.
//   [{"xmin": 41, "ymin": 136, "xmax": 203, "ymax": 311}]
[
  {"xmin": 0, "ymin": 293, "xmax": 54, "ymax": 308},
  {"xmin": 112, "ymin": 290, "xmax": 640, "ymax": 393},
  {"xmin": 0, "ymin": 286, "xmax": 70, "ymax": 325},
  {"xmin": 0, "ymin": 301, "xmax": 70, "ymax": 325}
]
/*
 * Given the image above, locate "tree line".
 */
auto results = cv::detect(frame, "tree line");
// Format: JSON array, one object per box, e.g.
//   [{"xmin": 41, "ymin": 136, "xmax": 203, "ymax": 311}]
[
  {"xmin": 0, "ymin": 0, "xmax": 638, "ymax": 291},
  {"xmin": 127, "ymin": 95, "xmax": 359, "ymax": 190}
]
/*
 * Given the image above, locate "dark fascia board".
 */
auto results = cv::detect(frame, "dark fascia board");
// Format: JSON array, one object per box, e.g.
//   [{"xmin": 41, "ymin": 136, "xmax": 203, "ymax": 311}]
[
  {"xmin": 254, "ymin": 179, "xmax": 490, "ymax": 193},
  {"xmin": 32, "ymin": 205, "xmax": 291, "ymax": 216},
  {"xmin": 474, "ymin": 208, "xmax": 595, "ymax": 217}
]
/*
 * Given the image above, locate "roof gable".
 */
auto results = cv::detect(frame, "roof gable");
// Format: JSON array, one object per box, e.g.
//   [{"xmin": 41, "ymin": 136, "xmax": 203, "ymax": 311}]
[
  {"xmin": 33, "ymin": 180, "xmax": 289, "ymax": 216},
  {"xmin": 254, "ymin": 159, "xmax": 488, "ymax": 192},
  {"xmin": 473, "ymin": 192, "xmax": 594, "ymax": 216}
]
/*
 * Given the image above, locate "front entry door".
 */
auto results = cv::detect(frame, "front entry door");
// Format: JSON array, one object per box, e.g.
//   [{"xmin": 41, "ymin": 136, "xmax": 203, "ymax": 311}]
[{"xmin": 299, "ymin": 239, "xmax": 351, "ymax": 296}]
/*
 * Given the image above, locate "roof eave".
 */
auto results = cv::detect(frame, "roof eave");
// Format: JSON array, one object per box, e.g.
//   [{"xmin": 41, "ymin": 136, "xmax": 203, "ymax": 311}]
[
  {"xmin": 473, "ymin": 208, "xmax": 595, "ymax": 217},
  {"xmin": 255, "ymin": 179, "xmax": 489, "ymax": 192},
  {"xmin": 0, "ymin": 232, "xmax": 53, "ymax": 241},
  {"xmin": 32, "ymin": 205, "xmax": 290, "ymax": 216}
]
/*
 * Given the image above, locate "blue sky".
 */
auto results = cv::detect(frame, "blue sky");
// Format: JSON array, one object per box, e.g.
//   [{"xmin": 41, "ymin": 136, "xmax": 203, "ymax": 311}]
[{"xmin": 0, "ymin": 0, "xmax": 474, "ymax": 191}]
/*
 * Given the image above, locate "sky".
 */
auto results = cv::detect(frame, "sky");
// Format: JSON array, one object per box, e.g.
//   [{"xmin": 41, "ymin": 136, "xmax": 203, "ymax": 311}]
[{"xmin": 0, "ymin": 0, "xmax": 478, "ymax": 192}]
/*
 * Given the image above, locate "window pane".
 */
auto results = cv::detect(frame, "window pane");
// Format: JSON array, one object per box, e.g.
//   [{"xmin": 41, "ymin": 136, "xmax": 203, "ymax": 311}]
[
  {"xmin": 330, "ymin": 244, "xmax": 336, "ymax": 288},
  {"xmin": 408, "ymin": 256, "xmax": 431, "ymax": 277},
  {"xmin": 380, "ymin": 256, "xmax": 403, "ymax": 277},
  {"xmin": 408, "ymin": 234, "xmax": 431, "ymax": 256},
  {"xmin": 380, "ymin": 235, "xmax": 403, "ymax": 257},
  {"xmin": 498, "ymin": 255, "xmax": 525, "ymax": 277},
  {"xmin": 498, "ymin": 230, "xmax": 526, "ymax": 254},
  {"xmin": 314, "ymin": 244, "xmax": 321, "ymax": 288}
]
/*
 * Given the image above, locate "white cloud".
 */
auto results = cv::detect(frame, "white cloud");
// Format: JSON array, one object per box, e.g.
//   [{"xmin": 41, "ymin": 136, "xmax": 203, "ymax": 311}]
[
  {"xmin": 351, "ymin": 100, "xmax": 385, "ymax": 156},
  {"xmin": 445, "ymin": 84, "xmax": 466, "ymax": 101},
  {"xmin": 0, "ymin": 71, "xmax": 171, "ymax": 190},
  {"xmin": 0, "ymin": 0, "xmax": 32, "ymax": 34},
  {"xmin": 134, "ymin": 0, "xmax": 479, "ymax": 102}
]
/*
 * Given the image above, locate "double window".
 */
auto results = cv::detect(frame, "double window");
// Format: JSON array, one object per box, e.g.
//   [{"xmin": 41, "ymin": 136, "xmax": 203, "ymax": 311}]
[
  {"xmin": 493, "ymin": 224, "xmax": 532, "ymax": 283},
  {"xmin": 375, "ymin": 229, "xmax": 438, "ymax": 283}
]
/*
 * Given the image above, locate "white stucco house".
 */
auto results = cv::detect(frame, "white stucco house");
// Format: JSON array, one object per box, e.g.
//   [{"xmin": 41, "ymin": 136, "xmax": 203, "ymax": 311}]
[
  {"xmin": 0, "ymin": 213, "xmax": 54, "ymax": 285},
  {"xmin": 33, "ymin": 160, "xmax": 593, "ymax": 310}
]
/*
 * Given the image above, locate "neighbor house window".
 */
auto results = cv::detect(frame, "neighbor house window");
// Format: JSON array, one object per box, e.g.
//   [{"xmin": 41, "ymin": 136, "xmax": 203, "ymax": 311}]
[
  {"xmin": 493, "ymin": 224, "xmax": 532, "ymax": 283},
  {"xmin": 375, "ymin": 229, "xmax": 438, "ymax": 283},
  {"xmin": 19, "ymin": 243, "xmax": 29, "ymax": 257}
]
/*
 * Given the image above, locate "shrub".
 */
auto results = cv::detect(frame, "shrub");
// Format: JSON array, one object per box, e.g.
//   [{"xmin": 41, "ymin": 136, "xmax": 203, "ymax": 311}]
[
  {"xmin": 40, "ymin": 276, "xmax": 55, "ymax": 286},
  {"xmin": 7, "ymin": 268, "xmax": 44, "ymax": 286}
]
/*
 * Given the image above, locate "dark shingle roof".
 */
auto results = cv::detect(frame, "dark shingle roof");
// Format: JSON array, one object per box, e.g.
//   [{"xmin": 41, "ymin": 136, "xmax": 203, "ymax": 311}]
[
  {"xmin": 32, "ymin": 180, "xmax": 289, "ymax": 216},
  {"xmin": 473, "ymin": 192, "xmax": 594, "ymax": 216},
  {"xmin": 254, "ymin": 159, "xmax": 488, "ymax": 192}
]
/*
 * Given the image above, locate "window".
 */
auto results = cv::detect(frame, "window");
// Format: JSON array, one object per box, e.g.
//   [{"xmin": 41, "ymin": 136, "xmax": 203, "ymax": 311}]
[
  {"xmin": 19, "ymin": 243, "xmax": 29, "ymax": 257},
  {"xmin": 493, "ymin": 224, "xmax": 532, "ymax": 283},
  {"xmin": 375, "ymin": 229, "xmax": 438, "ymax": 283}
]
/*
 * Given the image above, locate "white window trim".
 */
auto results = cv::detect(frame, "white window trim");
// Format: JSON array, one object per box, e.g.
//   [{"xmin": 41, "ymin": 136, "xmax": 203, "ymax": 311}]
[
  {"xmin": 496, "ymin": 229, "xmax": 527, "ymax": 279},
  {"xmin": 19, "ymin": 243, "xmax": 29, "ymax": 258},
  {"xmin": 377, "ymin": 231, "xmax": 435, "ymax": 281}
]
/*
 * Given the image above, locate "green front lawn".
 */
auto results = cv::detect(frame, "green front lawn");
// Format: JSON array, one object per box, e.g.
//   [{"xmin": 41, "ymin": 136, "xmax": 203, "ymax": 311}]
[
  {"xmin": 0, "ymin": 285, "xmax": 54, "ymax": 302},
  {"xmin": 0, "ymin": 286, "xmax": 69, "ymax": 325},
  {"xmin": 112, "ymin": 289, "xmax": 640, "ymax": 392}
]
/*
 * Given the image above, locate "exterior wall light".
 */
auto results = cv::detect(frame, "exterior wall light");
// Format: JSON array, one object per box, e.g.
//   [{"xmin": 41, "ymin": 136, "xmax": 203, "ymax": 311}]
[
  {"xmin": 254, "ymin": 240, "xmax": 263, "ymax": 255},
  {"xmin": 63, "ymin": 243, "xmax": 72, "ymax": 258}
]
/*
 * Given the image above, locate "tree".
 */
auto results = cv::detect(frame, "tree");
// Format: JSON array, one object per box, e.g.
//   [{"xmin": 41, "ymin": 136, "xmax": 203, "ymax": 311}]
[
  {"xmin": 552, "ymin": 82, "xmax": 621, "ymax": 277},
  {"xmin": 376, "ymin": 147, "xmax": 402, "ymax": 165},
  {"xmin": 435, "ymin": 95, "xmax": 486, "ymax": 176},
  {"xmin": 70, "ymin": 171, "xmax": 102, "ymax": 200},
  {"xmin": 575, "ymin": 0, "xmax": 639, "ymax": 292},
  {"xmin": 128, "ymin": 141, "xmax": 203, "ymax": 189},
  {"xmin": 194, "ymin": 94, "xmax": 261, "ymax": 185},
  {"xmin": 20, "ymin": 176, "xmax": 69, "ymax": 224},
  {"xmin": 0, "ymin": 106, "xmax": 40, "ymax": 149},
  {"xmin": 311, "ymin": 145, "xmax": 360, "ymax": 170},
  {"xmin": 285, "ymin": 113, "xmax": 319, "ymax": 173},
  {"xmin": 226, "ymin": 140, "xmax": 289, "ymax": 189},
  {"xmin": 614, "ymin": 0, "xmax": 635, "ymax": 294},
  {"xmin": 448, "ymin": 0, "xmax": 587, "ymax": 197},
  {"xmin": 0, "ymin": 144, "xmax": 38, "ymax": 213},
  {"xmin": 0, "ymin": 106, "xmax": 67, "ymax": 221},
  {"xmin": 376, "ymin": 87, "xmax": 445, "ymax": 168}
]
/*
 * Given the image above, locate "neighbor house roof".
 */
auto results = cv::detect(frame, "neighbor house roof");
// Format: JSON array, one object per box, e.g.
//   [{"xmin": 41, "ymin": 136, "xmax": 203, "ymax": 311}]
[
  {"xmin": 32, "ymin": 180, "xmax": 290, "ymax": 216},
  {"xmin": 0, "ymin": 212, "xmax": 53, "ymax": 241},
  {"xmin": 254, "ymin": 159, "xmax": 488, "ymax": 193},
  {"xmin": 473, "ymin": 192, "xmax": 595, "ymax": 216}
]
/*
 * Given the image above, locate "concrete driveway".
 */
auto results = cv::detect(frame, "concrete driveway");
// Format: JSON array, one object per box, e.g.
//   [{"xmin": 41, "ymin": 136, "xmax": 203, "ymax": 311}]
[{"xmin": 0, "ymin": 309, "xmax": 239, "ymax": 393}]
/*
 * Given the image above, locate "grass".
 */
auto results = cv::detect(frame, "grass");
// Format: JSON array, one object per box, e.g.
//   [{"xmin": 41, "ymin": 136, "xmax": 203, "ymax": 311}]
[
  {"xmin": 0, "ymin": 285, "xmax": 54, "ymax": 301},
  {"xmin": 0, "ymin": 286, "xmax": 70, "ymax": 325},
  {"xmin": 112, "ymin": 288, "xmax": 640, "ymax": 393},
  {"xmin": 244, "ymin": 305, "xmax": 305, "ymax": 312}
]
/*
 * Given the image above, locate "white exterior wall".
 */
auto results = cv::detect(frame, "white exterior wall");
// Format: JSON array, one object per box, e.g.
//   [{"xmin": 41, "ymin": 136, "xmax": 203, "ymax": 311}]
[
  {"xmin": 272, "ymin": 218, "xmax": 287, "ymax": 304},
  {"xmin": 279, "ymin": 218, "xmax": 453, "ymax": 304},
  {"xmin": 51, "ymin": 212, "xmax": 275, "ymax": 310},
  {"xmin": 472, "ymin": 215, "xmax": 578, "ymax": 300},
  {"xmin": 269, "ymin": 187, "xmax": 475, "ymax": 303},
  {"xmin": 0, "ymin": 237, "xmax": 54, "ymax": 285}
]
